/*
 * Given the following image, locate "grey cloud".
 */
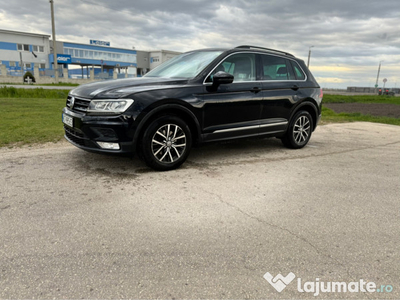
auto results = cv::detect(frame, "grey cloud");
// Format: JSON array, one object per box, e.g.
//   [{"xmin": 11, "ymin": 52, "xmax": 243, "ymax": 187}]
[{"xmin": 0, "ymin": 0, "xmax": 399, "ymax": 88}]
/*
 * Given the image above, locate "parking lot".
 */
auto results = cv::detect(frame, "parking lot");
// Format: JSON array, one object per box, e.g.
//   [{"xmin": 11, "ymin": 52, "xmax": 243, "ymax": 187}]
[{"xmin": 1, "ymin": 122, "xmax": 399, "ymax": 299}]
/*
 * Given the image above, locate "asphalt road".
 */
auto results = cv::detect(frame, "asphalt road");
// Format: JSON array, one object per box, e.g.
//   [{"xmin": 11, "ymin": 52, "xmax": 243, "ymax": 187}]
[{"xmin": 1, "ymin": 122, "xmax": 399, "ymax": 299}]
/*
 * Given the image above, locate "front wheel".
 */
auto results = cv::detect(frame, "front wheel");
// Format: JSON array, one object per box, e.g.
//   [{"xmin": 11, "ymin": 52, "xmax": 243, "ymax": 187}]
[
  {"xmin": 281, "ymin": 110, "xmax": 313, "ymax": 149},
  {"xmin": 140, "ymin": 116, "xmax": 192, "ymax": 171}
]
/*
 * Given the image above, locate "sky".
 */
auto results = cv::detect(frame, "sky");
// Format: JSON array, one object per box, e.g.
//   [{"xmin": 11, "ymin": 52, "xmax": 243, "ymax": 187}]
[{"xmin": 0, "ymin": 0, "xmax": 399, "ymax": 89}]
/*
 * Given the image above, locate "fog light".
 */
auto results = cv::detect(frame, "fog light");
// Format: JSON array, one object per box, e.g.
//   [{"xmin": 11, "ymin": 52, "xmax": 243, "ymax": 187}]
[{"xmin": 97, "ymin": 142, "xmax": 120, "ymax": 150}]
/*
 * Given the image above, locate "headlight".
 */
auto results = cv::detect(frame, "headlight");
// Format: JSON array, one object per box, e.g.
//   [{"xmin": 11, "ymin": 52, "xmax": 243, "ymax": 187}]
[{"xmin": 87, "ymin": 99, "xmax": 134, "ymax": 114}]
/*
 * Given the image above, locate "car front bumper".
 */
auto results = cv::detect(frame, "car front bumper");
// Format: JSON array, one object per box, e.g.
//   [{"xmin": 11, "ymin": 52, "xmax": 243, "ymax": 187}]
[{"xmin": 62, "ymin": 107, "xmax": 136, "ymax": 154}]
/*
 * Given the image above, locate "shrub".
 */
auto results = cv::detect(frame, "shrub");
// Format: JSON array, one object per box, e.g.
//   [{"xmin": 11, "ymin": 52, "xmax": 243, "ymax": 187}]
[{"xmin": 23, "ymin": 71, "xmax": 36, "ymax": 83}]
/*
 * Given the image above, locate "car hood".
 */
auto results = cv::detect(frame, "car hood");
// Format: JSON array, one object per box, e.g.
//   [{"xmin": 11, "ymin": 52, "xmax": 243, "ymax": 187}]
[{"xmin": 70, "ymin": 77, "xmax": 190, "ymax": 99}]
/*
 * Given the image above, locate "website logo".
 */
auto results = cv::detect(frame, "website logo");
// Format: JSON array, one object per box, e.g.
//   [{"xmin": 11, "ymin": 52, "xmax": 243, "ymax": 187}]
[
  {"xmin": 263, "ymin": 272, "xmax": 296, "ymax": 292},
  {"xmin": 263, "ymin": 271, "xmax": 393, "ymax": 296}
]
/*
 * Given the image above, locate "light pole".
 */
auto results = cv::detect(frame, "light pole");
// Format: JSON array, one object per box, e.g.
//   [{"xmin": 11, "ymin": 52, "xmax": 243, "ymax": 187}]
[
  {"xmin": 49, "ymin": 0, "xmax": 59, "ymax": 83},
  {"xmin": 374, "ymin": 60, "xmax": 383, "ymax": 94},
  {"xmin": 307, "ymin": 46, "xmax": 314, "ymax": 68}
]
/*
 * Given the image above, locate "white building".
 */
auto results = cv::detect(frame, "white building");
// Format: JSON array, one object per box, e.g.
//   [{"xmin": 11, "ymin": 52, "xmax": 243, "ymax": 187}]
[{"xmin": 0, "ymin": 29, "xmax": 51, "ymax": 73}]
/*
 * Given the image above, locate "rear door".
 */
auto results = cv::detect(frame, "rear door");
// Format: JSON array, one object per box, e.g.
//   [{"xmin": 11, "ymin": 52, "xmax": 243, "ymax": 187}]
[{"xmin": 259, "ymin": 54, "xmax": 300, "ymax": 135}]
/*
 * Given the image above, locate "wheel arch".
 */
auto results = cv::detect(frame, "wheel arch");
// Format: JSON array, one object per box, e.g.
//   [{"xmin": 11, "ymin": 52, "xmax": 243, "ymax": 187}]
[
  {"xmin": 290, "ymin": 99, "xmax": 319, "ymax": 131},
  {"xmin": 133, "ymin": 103, "xmax": 201, "ymax": 153}
]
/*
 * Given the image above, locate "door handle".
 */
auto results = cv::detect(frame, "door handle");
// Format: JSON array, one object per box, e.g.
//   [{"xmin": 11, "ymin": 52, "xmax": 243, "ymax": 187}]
[
  {"xmin": 251, "ymin": 87, "xmax": 261, "ymax": 93},
  {"xmin": 291, "ymin": 85, "xmax": 299, "ymax": 91}
]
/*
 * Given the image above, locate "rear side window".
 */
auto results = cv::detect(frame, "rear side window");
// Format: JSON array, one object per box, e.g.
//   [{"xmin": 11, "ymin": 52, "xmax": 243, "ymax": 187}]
[
  {"xmin": 291, "ymin": 61, "xmax": 306, "ymax": 80},
  {"xmin": 260, "ymin": 55, "xmax": 295, "ymax": 81}
]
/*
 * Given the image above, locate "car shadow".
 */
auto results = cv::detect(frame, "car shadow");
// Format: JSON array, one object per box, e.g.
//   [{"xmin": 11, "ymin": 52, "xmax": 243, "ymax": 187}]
[{"xmin": 67, "ymin": 137, "xmax": 289, "ymax": 177}]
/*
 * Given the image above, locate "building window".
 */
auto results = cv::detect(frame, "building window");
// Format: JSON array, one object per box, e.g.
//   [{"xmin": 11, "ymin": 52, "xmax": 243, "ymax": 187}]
[
  {"xmin": 32, "ymin": 45, "xmax": 44, "ymax": 53},
  {"xmin": 17, "ymin": 44, "xmax": 29, "ymax": 51},
  {"xmin": 25, "ymin": 63, "xmax": 32, "ymax": 68},
  {"xmin": 9, "ymin": 61, "xmax": 16, "ymax": 67},
  {"xmin": 39, "ymin": 63, "xmax": 46, "ymax": 69},
  {"xmin": 63, "ymin": 47, "xmax": 137, "ymax": 64}
]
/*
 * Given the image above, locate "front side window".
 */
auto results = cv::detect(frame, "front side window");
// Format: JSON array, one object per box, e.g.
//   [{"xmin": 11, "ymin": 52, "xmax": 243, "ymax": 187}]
[
  {"xmin": 207, "ymin": 53, "xmax": 256, "ymax": 82},
  {"xmin": 261, "ymin": 55, "xmax": 295, "ymax": 81},
  {"xmin": 145, "ymin": 51, "xmax": 223, "ymax": 79}
]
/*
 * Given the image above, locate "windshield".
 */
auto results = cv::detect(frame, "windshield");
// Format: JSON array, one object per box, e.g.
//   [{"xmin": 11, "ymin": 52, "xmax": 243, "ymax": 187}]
[{"xmin": 144, "ymin": 51, "xmax": 223, "ymax": 79}]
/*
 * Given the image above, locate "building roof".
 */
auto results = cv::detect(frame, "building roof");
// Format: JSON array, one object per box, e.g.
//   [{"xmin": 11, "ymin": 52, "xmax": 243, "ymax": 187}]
[{"xmin": 0, "ymin": 29, "xmax": 50, "ymax": 38}]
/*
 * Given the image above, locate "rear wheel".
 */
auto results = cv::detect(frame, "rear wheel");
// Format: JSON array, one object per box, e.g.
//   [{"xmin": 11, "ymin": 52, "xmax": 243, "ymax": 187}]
[
  {"xmin": 281, "ymin": 110, "xmax": 313, "ymax": 149},
  {"xmin": 141, "ymin": 116, "xmax": 192, "ymax": 171}
]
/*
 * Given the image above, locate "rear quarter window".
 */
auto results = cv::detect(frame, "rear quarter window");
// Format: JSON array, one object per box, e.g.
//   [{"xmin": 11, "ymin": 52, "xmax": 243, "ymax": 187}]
[{"xmin": 291, "ymin": 61, "xmax": 306, "ymax": 80}]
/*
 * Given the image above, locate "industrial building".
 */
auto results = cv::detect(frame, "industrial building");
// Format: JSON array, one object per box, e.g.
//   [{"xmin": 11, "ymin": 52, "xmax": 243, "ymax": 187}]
[{"xmin": 0, "ymin": 29, "xmax": 181, "ymax": 82}]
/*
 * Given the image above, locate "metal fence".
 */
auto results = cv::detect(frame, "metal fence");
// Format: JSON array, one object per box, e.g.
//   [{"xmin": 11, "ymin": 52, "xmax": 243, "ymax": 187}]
[{"xmin": 2, "ymin": 66, "xmax": 137, "ymax": 81}]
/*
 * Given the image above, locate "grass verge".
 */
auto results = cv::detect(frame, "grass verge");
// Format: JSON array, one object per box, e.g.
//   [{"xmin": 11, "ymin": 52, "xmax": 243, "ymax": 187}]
[
  {"xmin": 0, "ymin": 86, "xmax": 69, "ymax": 99},
  {"xmin": 0, "ymin": 97, "xmax": 66, "ymax": 147},
  {"xmin": 1, "ymin": 82, "xmax": 79, "ymax": 87},
  {"xmin": 320, "ymin": 106, "xmax": 400, "ymax": 126},
  {"xmin": 323, "ymin": 94, "xmax": 400, "ymax": 105},
  {"xmin": 0, "ymin": 88, "xmax": 67, "ymax": 147}
]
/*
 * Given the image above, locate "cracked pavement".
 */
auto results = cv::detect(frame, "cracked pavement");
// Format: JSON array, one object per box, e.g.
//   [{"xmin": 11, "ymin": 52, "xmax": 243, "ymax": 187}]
[{"xmin": 1, "ymin": 122, "xmax": 399, "ymax": 299}]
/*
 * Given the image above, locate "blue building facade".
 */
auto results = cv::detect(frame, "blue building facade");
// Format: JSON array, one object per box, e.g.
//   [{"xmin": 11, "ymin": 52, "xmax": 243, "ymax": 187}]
[
  {"xmin": 0, "ymin": 29, "xmax": 179, "ymax": 80},
  {"xmin": 50, "ymin": 41, "xmax": 138, "ymax": 78}
]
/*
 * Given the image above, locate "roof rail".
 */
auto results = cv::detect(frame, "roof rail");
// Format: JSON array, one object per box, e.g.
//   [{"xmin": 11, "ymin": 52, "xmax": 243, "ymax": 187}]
[{"xmin": 235, "ymin": 45, "xmax": 295, "ymax": 57}]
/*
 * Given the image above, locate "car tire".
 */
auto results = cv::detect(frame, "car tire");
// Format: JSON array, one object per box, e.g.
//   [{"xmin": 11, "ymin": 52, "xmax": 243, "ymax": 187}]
[
  {"xmin": 141, "ymin": 116, "xmax": 192, "ymax": 171},
  {"xmin": 281, "ymin": 110, "xmax": 313, "ymax": 149}
]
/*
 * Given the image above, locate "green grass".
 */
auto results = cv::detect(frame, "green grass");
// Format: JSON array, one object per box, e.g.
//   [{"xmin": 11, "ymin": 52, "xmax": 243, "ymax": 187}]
[
  {"xmin": 321, "ymin": 94, "xmax": 400, "ymax": 126},
  {"xmin": 1, "ymin": 82, "xmax": 79, "ymax": 87},
  {"xmin": 0, "ymin": 88, "xmax": 67, "ymax": 147},
  {"xmin": 36, "ymin": 83, "xmax": 79, "ymax": 87},
  {"xmin": 323, "ymin": 94, "xmax": 400, "ymax": 105},
  {"xmin": 321, "ymin": 106, "xmax": 400, "ymax": 126},
  {"xmin": 0, "ymin": 98, "xmax": 66, "ymax": 147},
  {"xmin": 0, "ymin": 86, "xmax": 69, "ymax": 99}
]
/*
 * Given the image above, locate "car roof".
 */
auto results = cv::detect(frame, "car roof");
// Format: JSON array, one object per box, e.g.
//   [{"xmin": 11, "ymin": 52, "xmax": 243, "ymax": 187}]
[{"xmin": 188, "ymin": 45, "xmax": 296, "ymax": 59}]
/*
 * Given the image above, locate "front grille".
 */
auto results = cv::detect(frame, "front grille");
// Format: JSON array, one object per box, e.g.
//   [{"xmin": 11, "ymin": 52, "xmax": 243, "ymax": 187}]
[
  {"xmin": 66, "ymin": 96, "xmax": 91, "ymax": 113},
  {"xmin": 64, "ymin": 125, "xmax": 87, "ymax": 146}
]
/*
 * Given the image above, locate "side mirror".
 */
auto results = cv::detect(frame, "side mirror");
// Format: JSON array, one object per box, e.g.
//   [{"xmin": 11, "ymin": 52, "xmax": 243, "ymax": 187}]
[{"xmin": 213, "ymin": 71, "xmax": 234, "ymax": 85}]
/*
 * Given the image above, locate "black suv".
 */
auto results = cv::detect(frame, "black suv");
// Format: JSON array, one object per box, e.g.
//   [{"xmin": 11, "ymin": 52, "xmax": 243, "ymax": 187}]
[{"xmin": 62, "ymin": 45, "xmax": 323, "ymax": 170}]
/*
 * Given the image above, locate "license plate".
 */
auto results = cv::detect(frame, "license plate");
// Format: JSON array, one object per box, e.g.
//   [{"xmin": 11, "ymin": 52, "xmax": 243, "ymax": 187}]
[{"xmin": 62, "ymin": 114, "xmax": 73, "ymax": 127}]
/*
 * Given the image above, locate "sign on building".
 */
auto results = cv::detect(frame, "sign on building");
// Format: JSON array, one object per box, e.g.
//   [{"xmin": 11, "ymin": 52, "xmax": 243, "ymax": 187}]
[
  {"xmin": 90, "ymin": 40, "xmax": 111, "ymax": 47},
  {"xmin": 57, "ymin": 54, "xmax": 72, "ymax": 64}
]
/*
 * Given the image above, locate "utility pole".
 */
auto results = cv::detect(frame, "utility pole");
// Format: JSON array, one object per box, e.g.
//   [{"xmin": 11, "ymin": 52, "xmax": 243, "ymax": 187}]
[
  {"xmin": 19, "ymin": 52, "xmax": 24, "ymax": 83},
  {"xmin": 374, "ymin": 61, "xmax": 383, "ymax": 94},
  {"xmin": 50, "ymin": 0, "xmax": 59, "ymax": 83},
  {"xmin": 307, "ymin": 46, "xmax": 314, "ymax": 68}
]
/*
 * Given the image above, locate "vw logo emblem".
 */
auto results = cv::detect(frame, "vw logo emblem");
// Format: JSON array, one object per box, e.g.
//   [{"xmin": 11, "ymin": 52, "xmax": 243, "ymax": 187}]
[{"xmin": 70, "ymin": 96, "xmax": 75, "ymax": 108}]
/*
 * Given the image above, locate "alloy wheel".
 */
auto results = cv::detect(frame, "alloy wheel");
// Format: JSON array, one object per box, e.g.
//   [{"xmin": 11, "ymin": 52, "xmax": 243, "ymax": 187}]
[
  {"xmin": 293, "ymin": 115, "xmax": 311, "ymax": 145},
  {"xmin": 151, "ymin": 124, "xmax": 187, "ymax": 163}
]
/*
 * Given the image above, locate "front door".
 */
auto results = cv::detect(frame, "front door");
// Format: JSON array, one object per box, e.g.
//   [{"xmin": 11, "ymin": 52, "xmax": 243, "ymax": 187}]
[{"xmin": 200, "ymin": 53, "xmax": 262, "ymax": 141}]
